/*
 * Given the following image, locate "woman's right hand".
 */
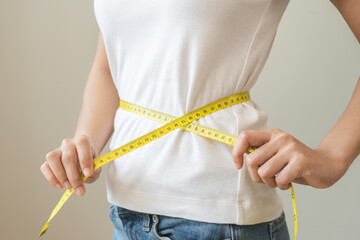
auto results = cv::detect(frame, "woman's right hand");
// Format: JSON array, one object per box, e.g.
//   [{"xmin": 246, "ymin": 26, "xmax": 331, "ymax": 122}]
[{"xmin": 40, "ymin": 135, "xmax": 102, "ymax": 196}]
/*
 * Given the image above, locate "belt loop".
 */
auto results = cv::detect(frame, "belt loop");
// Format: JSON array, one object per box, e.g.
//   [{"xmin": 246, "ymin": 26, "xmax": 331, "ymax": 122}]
[{"xmin": 142, "ymin": 213, "xmax": 151, "ymax": 232}]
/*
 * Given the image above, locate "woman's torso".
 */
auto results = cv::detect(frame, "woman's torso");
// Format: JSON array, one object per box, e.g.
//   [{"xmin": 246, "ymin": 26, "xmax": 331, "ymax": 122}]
[{"xmin": 94, "ymin": 0, "xmax": 289, "ymax": 225}]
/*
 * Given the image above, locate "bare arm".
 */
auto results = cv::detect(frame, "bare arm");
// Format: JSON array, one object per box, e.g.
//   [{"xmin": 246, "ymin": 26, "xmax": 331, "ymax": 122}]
[
  {"xmin": 74, "ymin": 31, "xmax": 119, "ymax": 154},
  {"xmin": 317, "ymin": 76, "xmax": 360, "ymax": 172},
  {"xmin": 330, "ymin": 0, "xmax": 360, "ymax": 43},
  {"xmin": 232, "ymin": 0, "xmax": 360, "ymax": 189},
  {"xmin": 315, "ymin": 0, "xmax": 360, "ymax": 178},
  {"xmin": 41, "ymin": 31, "xmax": 119, "ymax": 196}
]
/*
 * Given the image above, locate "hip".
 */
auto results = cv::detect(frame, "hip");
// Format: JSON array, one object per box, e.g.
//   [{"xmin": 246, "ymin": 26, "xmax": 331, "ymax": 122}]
[{"xmin": 109, "ymin": 205, "xmax": 290, "ymax": 240}]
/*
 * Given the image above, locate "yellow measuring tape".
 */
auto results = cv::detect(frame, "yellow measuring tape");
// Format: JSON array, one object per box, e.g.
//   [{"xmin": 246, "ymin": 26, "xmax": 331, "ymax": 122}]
[{"xmin": 39, "ymin": 91, "xmax": 297, "ymax": 239}]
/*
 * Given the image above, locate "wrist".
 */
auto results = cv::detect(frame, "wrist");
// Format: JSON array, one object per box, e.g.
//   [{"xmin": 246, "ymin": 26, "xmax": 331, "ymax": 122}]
[{"xmin": 315, "ymin": 145, "xmax": 350, "ymax": 175}]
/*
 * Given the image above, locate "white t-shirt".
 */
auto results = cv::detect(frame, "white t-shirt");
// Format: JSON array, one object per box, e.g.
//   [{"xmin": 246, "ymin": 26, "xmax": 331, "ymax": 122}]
[{"xmin": 94, "ymin": 0, "xmax": 289, "ymax": 225}]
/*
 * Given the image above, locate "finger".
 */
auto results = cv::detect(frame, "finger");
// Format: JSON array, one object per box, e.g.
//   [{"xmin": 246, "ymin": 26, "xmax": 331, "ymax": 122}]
[
  {"xmin": 232, "ymin": 129, "xmax": 273, "ymax": 169},
  {"xmin": 261, "ymin": 176, "xmax": 277, "ymax": 188},
  {"xmin": 245, "ymin": 140, "xmax": 280, "ymax": 184},
  {"xmin": 275, "ymin": 160, "xmax": 300, "ymax": 190},
  {"xmin": 245, "ymin": 152, "xmax": 263, "ymax": 184},
  {"xmin": 61, "ymin": 139, "xmax": 85, "ymax": 196},
  {"xmin": 74, "ymin": 136, "xmax": 93, "ymax": 177},
  {"xmin": 257, "ymin": 150, "xmax": 290, "ymax": 188},
  {"xmin": 46, "ymin": 149, "xmax": 70, "ymax": 189},
  {"xmin": 258, "ymin": 156, "xmax": 288, "ymax": 188},
  {"xmin": 40, "ymin": 162, "xmax": 63, "ymax": 189},
  {"xmin": 84, "ymin": 167, "xmax": 102, "ymax": 184}
]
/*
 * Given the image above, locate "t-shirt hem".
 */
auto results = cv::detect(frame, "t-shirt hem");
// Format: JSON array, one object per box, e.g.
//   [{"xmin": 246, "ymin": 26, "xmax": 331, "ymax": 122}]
[{"xmin": 107, "ymin": 185, "xmax": 283, "ymax": 225}]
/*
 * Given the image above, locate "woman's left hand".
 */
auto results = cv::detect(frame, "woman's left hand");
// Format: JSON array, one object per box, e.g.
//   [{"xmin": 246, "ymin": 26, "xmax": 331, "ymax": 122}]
[{"xmin": 232, "ymin": 128, "xmax": 350, "ymax": 190}]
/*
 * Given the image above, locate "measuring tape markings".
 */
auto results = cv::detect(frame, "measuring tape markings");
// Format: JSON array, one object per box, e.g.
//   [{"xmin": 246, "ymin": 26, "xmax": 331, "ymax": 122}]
[
  {"xmin": 120, "ymin": 99, "xmax": 244, "ymax": 146},
  {"xmin": 39, "ymin": 91, "xmax": 297, "ymax": 240}
]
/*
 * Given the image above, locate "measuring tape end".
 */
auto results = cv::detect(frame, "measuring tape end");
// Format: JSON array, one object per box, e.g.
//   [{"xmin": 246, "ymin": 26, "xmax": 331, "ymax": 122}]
[{"xmin": 39, "ymin": 223, "xmax": 49, "ymax": 237}]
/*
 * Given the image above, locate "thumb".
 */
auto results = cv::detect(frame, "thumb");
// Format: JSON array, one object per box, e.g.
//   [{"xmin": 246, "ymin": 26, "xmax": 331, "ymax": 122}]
[{"xmin": 232, "ymin": 129, "xmax": 272, "ymax": 169}]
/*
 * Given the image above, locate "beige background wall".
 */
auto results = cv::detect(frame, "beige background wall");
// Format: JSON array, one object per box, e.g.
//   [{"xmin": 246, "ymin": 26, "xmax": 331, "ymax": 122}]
[{"xmin": 1, "ymin": 0, "xmax": 359, "ymax": 239}]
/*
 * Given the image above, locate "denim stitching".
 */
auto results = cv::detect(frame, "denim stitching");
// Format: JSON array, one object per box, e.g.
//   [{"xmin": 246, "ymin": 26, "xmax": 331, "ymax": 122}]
[
  {"xmin": 109, "ymin": 205, "xmax": 130, "ymax": 240},
  {"xmin": 230, "ymin": 224, "xmax": 236, "ymax": 240},
  {"xmin": 152, "ymin": 215, "xmax": 172, "ymax": 240},
  {"xmin": 271, "ymin": 218, "xmax": 285, "ymax": 232},
  {"xmin": 223, "ymin": 225, "xmax": 232, "ymax": 240},
  {"xmin": 224, "ymin": 224, "xmax": 232, "ymax": 240},
  {"xmin": 269, "ymin": 213, "xmax": 286, "ymax": 240}
]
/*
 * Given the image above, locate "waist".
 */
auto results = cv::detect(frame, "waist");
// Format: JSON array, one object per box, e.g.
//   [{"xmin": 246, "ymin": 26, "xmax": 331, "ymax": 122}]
[{"xmin": 110, "ymin": 96, "xmax": 268, "ymax": 152}]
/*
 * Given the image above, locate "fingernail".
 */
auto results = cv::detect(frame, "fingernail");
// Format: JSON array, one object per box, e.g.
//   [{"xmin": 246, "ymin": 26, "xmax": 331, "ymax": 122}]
[
  {"xmin": 235, "ymin": 163, "xmax": 241, "ymax": 170},
  {"xmin": 83, "ymin": 168, "xmax": 91, "ymax": 177},
  {"xmin": 75, "ymin": 186, "xmax": 85, "ymax": 196},
  {"xmin": 56, "ymin": 183, "xmax": 63, "ymax": 190},
  {"xmin": 64, "ymin": 180, "xmax": 71, "ymax": 189}
]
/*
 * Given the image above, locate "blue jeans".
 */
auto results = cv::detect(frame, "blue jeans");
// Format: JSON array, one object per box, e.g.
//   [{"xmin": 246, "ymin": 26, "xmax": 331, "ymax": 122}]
[{"xmin": 109, "ymin": 205, "xmax": 290, "ymax": 240}]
